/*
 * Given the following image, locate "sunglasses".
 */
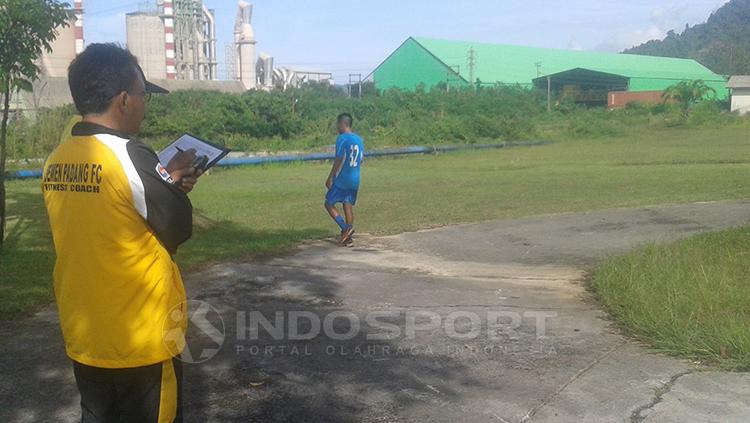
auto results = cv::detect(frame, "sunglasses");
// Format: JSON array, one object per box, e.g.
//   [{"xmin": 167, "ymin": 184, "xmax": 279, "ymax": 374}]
[{"xmin": 129, "ymin": 90, "xmax": 152, "ymax": 102}]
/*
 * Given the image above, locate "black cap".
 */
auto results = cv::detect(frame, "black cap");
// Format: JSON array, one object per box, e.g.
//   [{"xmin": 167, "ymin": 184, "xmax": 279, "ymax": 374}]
[
  {"xmin": 145, "ymin": 80, "xmax": 169, "ymax": 94},
  {"xmin": 136, "ymin": 63, "xmax": 169, "ymax": 94}
]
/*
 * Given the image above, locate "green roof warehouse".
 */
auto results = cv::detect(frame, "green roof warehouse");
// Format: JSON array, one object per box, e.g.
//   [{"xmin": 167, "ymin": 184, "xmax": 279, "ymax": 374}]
[{"xmin": 370, "ymin": 37, "xmax": 728, "ymax": 104}]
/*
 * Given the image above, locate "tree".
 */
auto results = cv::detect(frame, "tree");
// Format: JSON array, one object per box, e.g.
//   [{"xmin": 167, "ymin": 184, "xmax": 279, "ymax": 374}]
[
  {"xmin": 0, "ymin": 0, "xmax": 69, "ymax": 248},
  {"xmin": 624, "ymin": 0, "xmax": 750, "ymax": 75},
  {"xmin": 662, "ymin": 80, "xmax": 717, "ymax": 113}
]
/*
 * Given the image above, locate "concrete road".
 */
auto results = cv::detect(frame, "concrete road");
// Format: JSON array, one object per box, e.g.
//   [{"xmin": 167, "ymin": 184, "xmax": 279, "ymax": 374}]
[{"xmin": 1, "ymin": 201, "xmax": 749, "ymax": 422}]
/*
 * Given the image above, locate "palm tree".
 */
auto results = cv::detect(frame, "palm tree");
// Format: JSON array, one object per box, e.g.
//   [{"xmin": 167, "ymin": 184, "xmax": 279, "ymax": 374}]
[{"xmin": 662, "ymin": 80, "xmax": 716, "ymax": 113}]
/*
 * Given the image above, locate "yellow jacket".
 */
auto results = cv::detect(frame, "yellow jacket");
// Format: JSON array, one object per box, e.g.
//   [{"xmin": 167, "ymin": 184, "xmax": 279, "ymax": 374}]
[{"xmin": 43, "ymin": 122, "xmax": 192, "ymax": 368}]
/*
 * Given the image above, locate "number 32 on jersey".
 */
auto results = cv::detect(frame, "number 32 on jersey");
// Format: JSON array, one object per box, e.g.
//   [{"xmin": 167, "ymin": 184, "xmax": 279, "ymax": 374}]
[{"xmin": 348, "ymin": 145, "xmax": 361, "ymax": 167}]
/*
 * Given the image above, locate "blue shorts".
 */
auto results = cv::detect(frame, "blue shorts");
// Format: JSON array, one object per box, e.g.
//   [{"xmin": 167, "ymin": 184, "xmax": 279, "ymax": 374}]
[{"xmin": 325, "ymin": 186, "xmax": 358, "ymax": 206}]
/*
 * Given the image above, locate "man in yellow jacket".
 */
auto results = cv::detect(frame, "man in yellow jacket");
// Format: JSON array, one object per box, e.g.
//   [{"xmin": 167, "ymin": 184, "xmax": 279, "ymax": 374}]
[{"xmin": 42, "ymin": 43, "xmax": 201, "ymax": 422}]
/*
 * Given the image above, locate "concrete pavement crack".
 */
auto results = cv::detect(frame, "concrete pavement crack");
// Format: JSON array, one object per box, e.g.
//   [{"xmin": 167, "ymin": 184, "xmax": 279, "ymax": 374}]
[
  {"xmin": 518, "ymin": 341, "xmax": 626, "ymax": 423},
  {"xmin": 630, "ymin": 370, "xmax": 693, "ymax": 423}
]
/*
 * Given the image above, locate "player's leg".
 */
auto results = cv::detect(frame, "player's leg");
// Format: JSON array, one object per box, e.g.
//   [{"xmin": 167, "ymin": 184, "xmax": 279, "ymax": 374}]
[
  {"xmin": 340, "ymin": 190, "xmax": 356, "ymax": 245},
  {"xmin": 343, "ymin": 202, "xmax": 354, "ymax": 226},
  {"xmin": 325, "ymin": 201, "xmax": 348, "ymax": 232},
  {"xmin": 341, "ymin": 202, "xmax": 355, "ymax": 246},
  {"xmin": 325, "ymin": 186, "xmax": 349, "ymax": 233},
  {"xmin": 324, "ymin": 201, "xmax": 339, "ymax": 220}
]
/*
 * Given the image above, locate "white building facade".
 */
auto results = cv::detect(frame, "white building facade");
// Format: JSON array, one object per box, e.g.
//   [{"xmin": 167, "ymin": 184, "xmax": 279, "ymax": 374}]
[{"xmin": 727, "ymin": 76, "xmax": 750, "ymax": 115}]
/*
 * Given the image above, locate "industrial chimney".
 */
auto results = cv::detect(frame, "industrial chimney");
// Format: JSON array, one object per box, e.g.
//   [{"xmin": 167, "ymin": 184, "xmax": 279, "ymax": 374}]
[{"xmin": 234, "ymin": 1, "xmax": 257, "ymax": 90}]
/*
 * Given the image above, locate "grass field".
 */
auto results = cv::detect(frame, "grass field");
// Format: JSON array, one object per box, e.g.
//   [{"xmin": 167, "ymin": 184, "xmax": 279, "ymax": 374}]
[
  {"xmin": 592, "ymin": 227, "xmax": 750, "ymax": 371},
  {"xmin": 2, "ymin": 125, "xmax": 750, "ymax": 320}
]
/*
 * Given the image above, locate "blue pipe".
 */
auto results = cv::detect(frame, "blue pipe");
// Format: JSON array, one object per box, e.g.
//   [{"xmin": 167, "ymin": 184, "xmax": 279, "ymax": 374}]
[
  {"xmin": 6, "ymin": 169, "xmax": 44, "ymax": 180},
  {"xmin": 6, "ymin": 141, "xmax": 551, "ymax": 180},
  {"xmin": 216, "ymin": 141, "xmax": 550, "ymax": 168}
]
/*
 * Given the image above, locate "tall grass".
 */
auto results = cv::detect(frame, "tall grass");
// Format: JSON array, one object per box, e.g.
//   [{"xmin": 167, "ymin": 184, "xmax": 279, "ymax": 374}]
[{"xmin": 592, "ymin": 227, "xmax": 750, "ymax": 370}]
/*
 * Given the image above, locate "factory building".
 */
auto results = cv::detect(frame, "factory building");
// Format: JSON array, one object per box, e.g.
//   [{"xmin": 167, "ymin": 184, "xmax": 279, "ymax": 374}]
[
  {"xmin": 233, "ymin": 0, "xmax": 257, "ymax": 89},
  {"xmin": 126, "ymin": 12, "xmax": 167, "ymax": 80},
  {"xmin": 8, "ymin": 1, "xmax": 83, "ymax": 112},
  {"xmin": 727, "ymin": 76, "xmax": 750, "ymax": 115},
  {"xmin": 38, "ymin": 0, "xmax": 84, "ymax": 78},
  {"xmin": 371, "ymin": 37, "xmax": 728, "ymax": 105},
  {"xmin": 126, "ymin": 0, "xmax": 217, "ymax": 81},
  {"xmin": 227, "ymin": 2, "xmax": 333, "ymax": 90},
  {"xmin": 14, "ymin": 0, "xmax": 332, "ymax": 113}
]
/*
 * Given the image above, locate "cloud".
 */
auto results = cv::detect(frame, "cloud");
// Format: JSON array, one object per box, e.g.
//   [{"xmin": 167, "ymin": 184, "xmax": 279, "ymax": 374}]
[
  {"xmin": 595, "ymin": 25, "xmax": 666, "ymax": 52},
  {"xmin": 567, "ymin": 37, "xmax": 584, "ymax": 51},
  {"xmin": 594, "ymin": 1, "xmax": 719, "ymax": 52},
  {"xmin": 649, "ymin": 2, "xmax": 690, "ymax": 30}
]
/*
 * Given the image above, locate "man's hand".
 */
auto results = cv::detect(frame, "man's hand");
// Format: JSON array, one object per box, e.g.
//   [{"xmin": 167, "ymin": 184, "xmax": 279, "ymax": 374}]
[
  {"xmin": 172, "ymin": 168, "xmax": 204, "ymax": 193},
  {"xmin": 166, "ymin": 148, "xmax": 197, "ymax": 173},
  {"xmin": 327, "ymin": 156, "xmax": 343, "ymax": 191},
  {"xmin": 166, "ymin": 148, "xmax": 203, "ymax": 193}
]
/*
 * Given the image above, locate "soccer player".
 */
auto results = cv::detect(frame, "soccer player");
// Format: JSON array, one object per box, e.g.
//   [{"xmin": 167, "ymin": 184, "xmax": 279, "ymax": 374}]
[{"xmin": 325, "ymin": 113, "xmax": 364, "ymax": 246}]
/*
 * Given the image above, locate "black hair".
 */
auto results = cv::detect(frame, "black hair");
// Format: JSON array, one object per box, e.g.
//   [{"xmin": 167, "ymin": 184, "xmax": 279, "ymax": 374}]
[
  {"xmin": 68, "ymin": 43, "xmax": 142, "ymax": 115},
  {"xmin": 337, "ymin": 113, "xmax": 353, "ymax": 128}
]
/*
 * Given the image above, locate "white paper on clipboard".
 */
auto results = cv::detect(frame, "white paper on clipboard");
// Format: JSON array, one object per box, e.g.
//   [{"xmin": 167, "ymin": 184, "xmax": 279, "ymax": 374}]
[{"xmin": 157, "ymin": 133, "xmax": 229, "ymax": 169}]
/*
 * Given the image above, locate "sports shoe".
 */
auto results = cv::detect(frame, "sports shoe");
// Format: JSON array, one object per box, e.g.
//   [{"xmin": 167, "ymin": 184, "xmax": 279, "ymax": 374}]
[{"xmin": 340, "ymin": 226, "xmax": 355, "ymax": 245}]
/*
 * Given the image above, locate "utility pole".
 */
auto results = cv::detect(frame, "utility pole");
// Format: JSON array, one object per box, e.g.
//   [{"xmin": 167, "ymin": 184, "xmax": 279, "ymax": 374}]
[
  {"xmin": 467, "ymin": 47, "xmax": 476, "ymax": 89},
  {"xmin": 535, "ymin": 62, "xmax": 542, "ymax": 77},
  {"xmin": 547, "ymin": 76, "xmax": 552, "ymax": 112},
  {"xmin": 348, "ymin": 73, "xmax": 362, "ymax": 98}
]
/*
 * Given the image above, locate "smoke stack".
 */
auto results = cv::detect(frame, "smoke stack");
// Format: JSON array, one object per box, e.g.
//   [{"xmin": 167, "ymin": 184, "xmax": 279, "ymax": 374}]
[
  {"xmin": 235, "ymin": 1, "xmax": 256, "ymax": 90},
  {"xmin": 74, "ymin": 0, "xmax": 84, "ymax": 54},
  {"xmin": 163, "ymin": 0, "xmax": 176, "ymax": 79}
]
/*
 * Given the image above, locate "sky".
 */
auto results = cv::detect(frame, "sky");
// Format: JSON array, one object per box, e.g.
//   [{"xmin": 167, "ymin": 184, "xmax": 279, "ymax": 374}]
[{"xmin": 83, "ymin": 0, "xmax": 730, "ymax": 83}]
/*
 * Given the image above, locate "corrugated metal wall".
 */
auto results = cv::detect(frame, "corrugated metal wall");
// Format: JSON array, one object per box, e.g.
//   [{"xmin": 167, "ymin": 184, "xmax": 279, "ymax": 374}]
[{"xmin": 373, "ymin": 38, "xmax": 467, "ymax": 91}]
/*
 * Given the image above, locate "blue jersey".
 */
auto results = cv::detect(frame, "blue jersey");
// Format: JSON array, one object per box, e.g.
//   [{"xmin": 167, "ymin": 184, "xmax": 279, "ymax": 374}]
[{"xmin": 334, "ymin": 133, "xmax": 364, "ymax": 190}]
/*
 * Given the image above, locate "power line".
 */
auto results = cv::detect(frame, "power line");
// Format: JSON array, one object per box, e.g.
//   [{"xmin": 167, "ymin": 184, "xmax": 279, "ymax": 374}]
[{"xmin": 86, "ymin": 1, "xmax": 142, "ymax": 17}]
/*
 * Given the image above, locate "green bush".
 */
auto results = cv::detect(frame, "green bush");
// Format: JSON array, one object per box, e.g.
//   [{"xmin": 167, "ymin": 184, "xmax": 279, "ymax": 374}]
[
  {"xmin": 6, "ymin": 105, "xmax": 75, "ymax": 165},
  {"xmin": 7, "ymin": 84, "xmax": 749, "ymax": 162}
]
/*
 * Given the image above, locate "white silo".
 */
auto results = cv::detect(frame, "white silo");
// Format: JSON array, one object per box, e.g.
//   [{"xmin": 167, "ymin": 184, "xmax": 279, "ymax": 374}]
[
  {"xmin": 126, "ymin": 12, "xmax": 167, "ymax": 80},
  {"xmin": 234, "ymin": 1, "xmax": 256, "ymax": 90},
  {"xmin": 40, "ymin": 7, "xmax": 78, "ymax": 77}
]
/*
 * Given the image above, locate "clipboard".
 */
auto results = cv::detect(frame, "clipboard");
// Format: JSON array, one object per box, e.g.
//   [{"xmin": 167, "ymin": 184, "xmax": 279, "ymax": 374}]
[{"xmin": 158, "ymin": 133, "xmax": 231, "ymax": 171}]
